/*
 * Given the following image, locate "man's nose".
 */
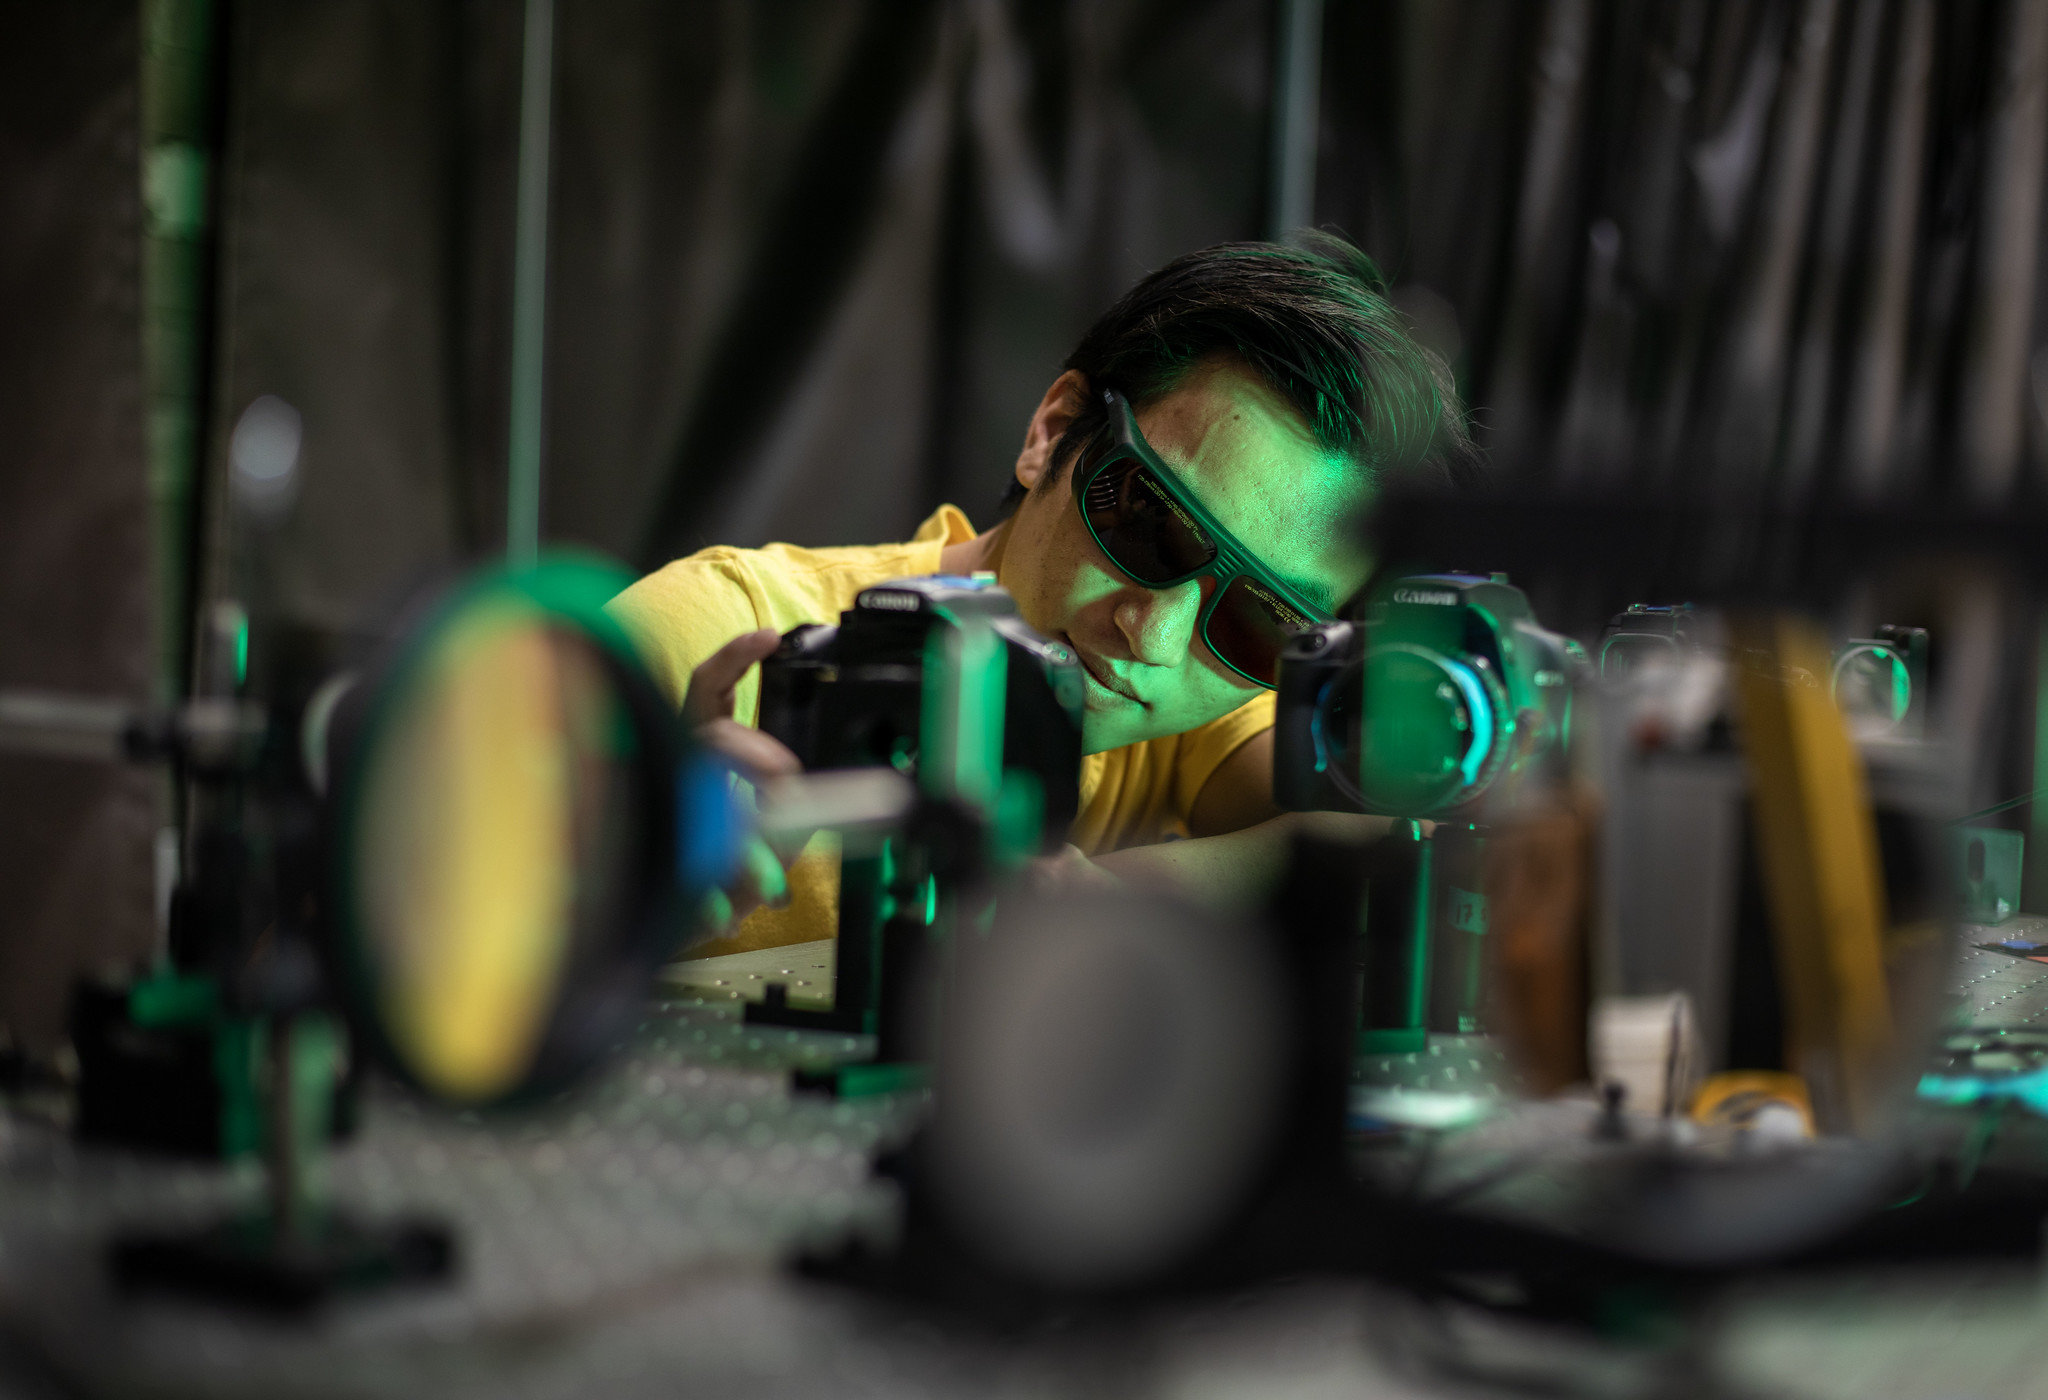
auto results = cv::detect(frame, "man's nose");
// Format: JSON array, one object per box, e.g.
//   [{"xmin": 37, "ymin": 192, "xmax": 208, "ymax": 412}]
[{"xmin": 1114, "ymin": 578, "xmax": 1204, "ymax": 667}]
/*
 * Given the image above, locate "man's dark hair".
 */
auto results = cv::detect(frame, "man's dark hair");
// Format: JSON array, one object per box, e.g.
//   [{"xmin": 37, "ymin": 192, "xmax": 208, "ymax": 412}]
[{"xmin": 1000, "ymin": 233, "xmax": 1478, "ymax": 517}]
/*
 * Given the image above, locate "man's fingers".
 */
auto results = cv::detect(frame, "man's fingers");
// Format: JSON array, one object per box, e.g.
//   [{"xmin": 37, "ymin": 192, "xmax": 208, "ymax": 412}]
[
  {"xmin": 741, "ymin": 836, "xmax": 791, "ymax": 909},
  {"xmin": 674, "ymin": 627, "xmax": 803, "ymax": 945},
  {"xmin": 699, "ymin": 717, "xmax": 802, "ymax": 782},
  {"xmin": 692, "ymin": 835, "xmax": 790, "ymax": 940},
  {"xmin": 683, "ymin": 628, "xmax": 782, "ymax": 723}
]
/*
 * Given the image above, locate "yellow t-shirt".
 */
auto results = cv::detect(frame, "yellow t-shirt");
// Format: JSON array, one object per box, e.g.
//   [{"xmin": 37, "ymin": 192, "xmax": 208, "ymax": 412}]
[{"xmin": 608, "ymin": 504, "xmax": 1275, "ymax": 955}]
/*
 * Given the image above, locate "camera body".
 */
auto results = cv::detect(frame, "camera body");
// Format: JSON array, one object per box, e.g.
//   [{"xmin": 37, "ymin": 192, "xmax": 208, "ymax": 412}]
[
  {"xmin": 1274, "ymin": 573, "xmax": 1577, "ymax": 817},
  {"xmin": 1598, "ymin": 603, "xmax": 1701, "ymax": 682},
  {"xmin": 756, "ymin": 575, "xmax": 1085, "ymax": 849},
  {"xmin": 1599, "ymin": 604, "xmax": 1930, "ymax": 740}
]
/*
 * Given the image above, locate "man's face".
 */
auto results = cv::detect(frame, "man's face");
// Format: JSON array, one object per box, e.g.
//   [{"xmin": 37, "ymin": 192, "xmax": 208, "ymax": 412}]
[{"xmin": 999, "ymin": 356, "xmax": 1373, "ymax": 754}]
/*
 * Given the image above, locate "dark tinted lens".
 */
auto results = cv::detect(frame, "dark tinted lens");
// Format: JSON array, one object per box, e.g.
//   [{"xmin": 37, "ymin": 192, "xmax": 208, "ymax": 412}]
[
  {"xmin": 1205, "ymin": 575, "xmax": 1310, "ymax": 687},
  {"xmin": 1082, "ymin": 458, "xmax": 1215, "ymax": 586}
]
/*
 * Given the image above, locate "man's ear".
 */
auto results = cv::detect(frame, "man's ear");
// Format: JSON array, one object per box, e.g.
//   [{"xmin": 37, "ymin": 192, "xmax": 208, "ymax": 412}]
[{"xmin": 1014, "ymin": 369, "xmax": 1091, "ymax": 491}]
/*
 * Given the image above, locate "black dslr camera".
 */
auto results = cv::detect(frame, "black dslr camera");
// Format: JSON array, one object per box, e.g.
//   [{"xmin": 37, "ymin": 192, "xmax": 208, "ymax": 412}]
[
  {"xmin": 1598, "ymin": 603, "xmax": 1701, "ymax": 681},
  {"xmin": 756, "ymin": 575, "xmax": 1085, "ymax": 849},
  {"xmin": 1274, "ymin": 573, "xmax": 1579, "ymax": 817},
  {"xmin": 1599, "ymin": 604, "xmax": 1930, "ymax": 739}
]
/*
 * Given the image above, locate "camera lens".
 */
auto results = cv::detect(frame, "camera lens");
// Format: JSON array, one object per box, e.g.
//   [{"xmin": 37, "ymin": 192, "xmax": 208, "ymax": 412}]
[
  {"xmin": 1360, "ymin": 645, "xmax": 1494, "ymax": 812},
  {"xmin": 1317, "ymin": 644, "xmax": 1508, "ymax": 815},
  {"xmin": 1831, "ymin": 643, "xmax": 1910, "ymax": 731}
]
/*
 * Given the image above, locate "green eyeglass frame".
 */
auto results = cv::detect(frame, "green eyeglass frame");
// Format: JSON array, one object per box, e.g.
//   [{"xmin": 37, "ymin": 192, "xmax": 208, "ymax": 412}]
[{"xmin": 1069, "ymin": 389, "xmax": 1336, "ymax": 688}]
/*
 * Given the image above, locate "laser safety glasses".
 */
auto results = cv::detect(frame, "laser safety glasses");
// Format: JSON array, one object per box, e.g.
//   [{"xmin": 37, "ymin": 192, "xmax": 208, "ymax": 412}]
[{"xmin": 1070, "ymin": 389, "xmax": 1335, "ymax": 688}]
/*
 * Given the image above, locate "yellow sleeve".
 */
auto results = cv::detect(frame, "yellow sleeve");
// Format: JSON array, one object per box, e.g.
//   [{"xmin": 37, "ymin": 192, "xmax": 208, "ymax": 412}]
[
  {"xmin": 1168, "ymin": 690, "xmax": 1277, "ymax": 823},
  {"xmin": 610, "ymin": 552, "xmax": 838, "ymax": 960},
  {"xmin": 606, "ymin": 552, "xmax": 770, "ymax": 718}
]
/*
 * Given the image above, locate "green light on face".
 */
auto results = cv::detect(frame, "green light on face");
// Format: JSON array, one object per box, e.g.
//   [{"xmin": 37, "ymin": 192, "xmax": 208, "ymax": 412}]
[{"xmin": 234, "ymin": 616, "xmax": 249, "ymax": 689}]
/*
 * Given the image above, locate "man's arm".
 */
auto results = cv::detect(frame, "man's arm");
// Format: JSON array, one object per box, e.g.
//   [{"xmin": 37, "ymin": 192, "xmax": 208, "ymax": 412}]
[{"xmin": 1092, "ymin": 730, "xmax": 1392, "ymax": 905}]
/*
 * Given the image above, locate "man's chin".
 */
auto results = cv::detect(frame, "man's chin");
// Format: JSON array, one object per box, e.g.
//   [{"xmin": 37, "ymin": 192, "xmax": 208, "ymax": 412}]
[{"xmin": 1079, "ymin": 712, "xmax": 1157, "ymax": 755}]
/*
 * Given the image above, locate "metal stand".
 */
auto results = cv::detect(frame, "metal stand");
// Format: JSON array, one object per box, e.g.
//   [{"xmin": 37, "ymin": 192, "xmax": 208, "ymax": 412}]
[
  {"xmin": 750, "ymin": 798, "xmax": 980, "ymax": 1098},
  {"xmin": 767, "ymin": 841, "xmax": 941, "ymax": 1099},
  {"xmin": 1358, "ymin": 821, "xmax": 1435, "ymax": 1054},
  {"xmin": 110, "ymin": 1015, "xmax": 454, "ymax": 1312},
  {"xmin": 746, "ymin": 853, "xmax": 889, "ymax": 1035},
  {"xmin": 1427, "ymin": 826, "xmax": 1491, "ymax": 1034}
]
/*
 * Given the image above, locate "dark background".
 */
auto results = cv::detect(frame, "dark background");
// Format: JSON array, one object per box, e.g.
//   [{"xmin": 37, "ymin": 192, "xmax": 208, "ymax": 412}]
[{"xmin": 8, "ymin": 0, "xmax": 2048, "ymax": 1045}]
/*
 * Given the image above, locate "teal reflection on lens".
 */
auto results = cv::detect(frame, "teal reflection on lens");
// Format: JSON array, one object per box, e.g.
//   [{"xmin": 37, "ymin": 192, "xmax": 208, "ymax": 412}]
[
  {"xmin": 1356, "ymin": 644, "xmax": 1496, "ymax": 814},
  {"xmin": 1831, "ymin": 644, "xmax": 1910, "ymax": 727}
]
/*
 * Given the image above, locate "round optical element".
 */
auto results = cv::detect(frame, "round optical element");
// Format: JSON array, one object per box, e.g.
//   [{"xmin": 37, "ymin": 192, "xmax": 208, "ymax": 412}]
[
  {"xmin": 330, "ymin": 558, "xmax": 687, "ymax": 1107},
  {"xmin": 1831, "ymin": 644, "xmax": 1911, "ymax": 730},
  {"xmin": 929, "ymin": 888, "xmax": 1286, "ymax": 1291},
  {"xmin": 1319, "ymin": 645, "xmax": 1507, "ymax": 815}
]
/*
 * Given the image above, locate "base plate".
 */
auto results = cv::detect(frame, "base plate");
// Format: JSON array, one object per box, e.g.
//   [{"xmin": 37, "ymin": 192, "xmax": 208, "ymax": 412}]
[{"xmin": 111, "ymin": 1210, "xmax": 454, "ymax": 1312}]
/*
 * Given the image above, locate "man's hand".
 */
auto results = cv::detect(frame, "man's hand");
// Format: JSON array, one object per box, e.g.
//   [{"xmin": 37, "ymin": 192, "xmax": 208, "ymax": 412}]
[
  {"xmin": 684, "ymin": 628, "xmax": 803, "ymax": 932},
  {"xmin": 685, "ymin": 627, "xmax": 801, "ymax": 781}
]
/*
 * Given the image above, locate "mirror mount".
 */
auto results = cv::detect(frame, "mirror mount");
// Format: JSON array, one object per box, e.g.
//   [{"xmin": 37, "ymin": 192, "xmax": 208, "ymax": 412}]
[{"xmin": 110, "ymin": 1010, "xmax": 453, "ymax": 1312}]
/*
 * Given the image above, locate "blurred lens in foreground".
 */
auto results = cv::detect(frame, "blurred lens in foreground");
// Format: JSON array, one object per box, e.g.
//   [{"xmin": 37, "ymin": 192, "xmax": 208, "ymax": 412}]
[
  {"xmin": 353, "ymin": 608, "xmax": 633, "ymax": 1102},
  {"xmin": 929, "ymin": 889, "xmax": 1286, "ymax": 1292},
  {"xmin": 332, "ymin": 558, "xmax": 678, "ymax": 1109}
]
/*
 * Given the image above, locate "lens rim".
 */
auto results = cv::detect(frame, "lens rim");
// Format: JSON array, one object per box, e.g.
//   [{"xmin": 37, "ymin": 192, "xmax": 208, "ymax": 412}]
[
  {"xmin": 326, "ymin": 556, "xmax": 690, "ymax": 1109},
  {"xmin": 1318, "ymin": 644, "xmax": 1512, "ymax": 816},
  {"xmin": 1070, "ymin": 390, "xmax": 1335, "ymax": 688},
  {"xmin": 1830, "ymin": 642, "xmax": 1911, "ymax": 726}
]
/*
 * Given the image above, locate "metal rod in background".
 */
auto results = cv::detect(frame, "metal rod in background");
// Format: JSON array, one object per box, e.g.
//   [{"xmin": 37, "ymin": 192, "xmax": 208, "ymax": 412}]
[
  {"xmin": 1267, "ymin": 0, "xmax": 1325, "ymax": 242},
  {"xmin": 1484, "ymin": 0, "xmax": 1593, "ymax": 461},
  {"xmin": 1712, "ymin": 0, "xmax": 1839, "ymax": 491},
  {"xmin": 0, "ymin": 690, "xmax": 134, "ymax": 762},
  {"xmin": 143, "ymin": 0, "xmax": 226, "ymax": 957},
  {"xmin": 506, "ymin": 0, "xmax": 556, "ymax": 565},
  {"xmin": 141, "ymin": 0, "xmax": 222, "ymax": 702},
  {"xmin": 1780, "ymin": 0, "xmax": 1887, "ymax": 499},
  {"xmin": 1843, "ymin": 0, "xmax": 1933, "ymax": 498},
  {"xmin": 1962, "ymin": 0, "xmax": 2048, "ymax": 503}
]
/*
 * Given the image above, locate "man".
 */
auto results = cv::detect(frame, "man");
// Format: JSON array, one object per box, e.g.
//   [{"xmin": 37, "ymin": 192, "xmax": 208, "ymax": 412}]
[{"xmin": 611, "ymin": 234, "xmax": 1474, "ymax": 956}]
